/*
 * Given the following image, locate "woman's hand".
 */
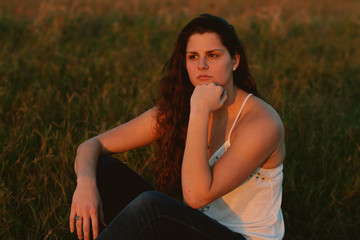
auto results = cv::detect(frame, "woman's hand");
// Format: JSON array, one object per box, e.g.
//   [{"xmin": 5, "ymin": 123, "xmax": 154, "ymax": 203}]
[
  {"xmin": 190, "ymin": 83, "xmax": 228, "ymax": 114},
  {"xmin": 68, "ymin": 108, "xmax": 158, "ymax": 239},
  {"xmin": 70, "ymin": 177, "xmax": 106, "ymax": 240}
]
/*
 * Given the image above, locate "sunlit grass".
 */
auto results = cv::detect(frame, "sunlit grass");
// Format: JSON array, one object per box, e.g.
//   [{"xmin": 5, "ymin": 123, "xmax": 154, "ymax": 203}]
[{"xmin": 1, "ymin": 0, "xmax": 359, "ymax": 239}]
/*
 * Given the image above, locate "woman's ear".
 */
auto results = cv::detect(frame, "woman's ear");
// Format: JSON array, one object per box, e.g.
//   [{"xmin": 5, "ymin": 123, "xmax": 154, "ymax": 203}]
[{"xmin": 232, "ymin": 52, "xmax": 240, "ymax": 71}]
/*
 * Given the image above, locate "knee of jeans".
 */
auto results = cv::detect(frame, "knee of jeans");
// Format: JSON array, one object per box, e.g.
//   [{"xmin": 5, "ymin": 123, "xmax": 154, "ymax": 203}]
[
  {"xmin": 132, "ymin": 191, "xmax": 169, "ymax": 209},
  {"xmin": 135, "ymin": 191, "xmax": 161, "ymax": 202}
]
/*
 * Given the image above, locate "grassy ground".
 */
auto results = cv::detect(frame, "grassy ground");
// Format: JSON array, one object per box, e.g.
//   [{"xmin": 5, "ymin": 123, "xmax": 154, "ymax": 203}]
[{"xmin": 1, "ymin": 0, "xmax": 359, "ymax": 239}]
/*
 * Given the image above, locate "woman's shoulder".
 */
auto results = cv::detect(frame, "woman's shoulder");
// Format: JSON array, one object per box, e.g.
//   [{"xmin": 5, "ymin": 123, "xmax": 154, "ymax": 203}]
[
  {"xmin": 235, "ymin": 93, "xmax": 285, "ymax": 142},
  {"xmin": 233, "ymin": 93, "xmax": 285, "ymax": 167},
  {"xmin": 248, "ymin": 95, "xmax": 283, "ymax": 129}
]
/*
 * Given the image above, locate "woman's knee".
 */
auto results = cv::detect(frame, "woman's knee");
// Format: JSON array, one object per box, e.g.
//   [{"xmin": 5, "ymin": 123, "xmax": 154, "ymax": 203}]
[
  {"xmin": 133, "ymin": 191, "xmax": 165, "ymax": 205},
  {"xmin": 131, "ymin": 191, "xmax": 178, "ymax": 213}
]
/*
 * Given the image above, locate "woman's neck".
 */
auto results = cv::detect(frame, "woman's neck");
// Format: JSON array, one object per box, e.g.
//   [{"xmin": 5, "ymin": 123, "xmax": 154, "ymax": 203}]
[{"xmin": 219, "ymin": 86, "xmax": 241, "ymax": 114}]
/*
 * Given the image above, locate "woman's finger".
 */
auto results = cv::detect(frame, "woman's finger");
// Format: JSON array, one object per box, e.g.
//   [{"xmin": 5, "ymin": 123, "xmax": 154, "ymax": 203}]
[
  {"xmin": 76, "ymin": 216, "xmax": 84, "ymax": 240},
  {"xmin": 99, "ymin": 203, "xmax": 106, "ymax": 227},
  {"xmin": 69, "ymin": 209, "xmax": 76, "ymax": 233},
  {"xmin": 220, "ymin": 89, "xmax": 226, "ymax": 100},
  {"xmin": 83, "ymin": 216, "xmax": 91, "ymax": 240},
  {"xmin": 219, "ymin": 90, "xmax": 228, "ymax": 104},
  {"xmin": 90, "ymin": 212, "xmax": 99, "ymax": 239}
]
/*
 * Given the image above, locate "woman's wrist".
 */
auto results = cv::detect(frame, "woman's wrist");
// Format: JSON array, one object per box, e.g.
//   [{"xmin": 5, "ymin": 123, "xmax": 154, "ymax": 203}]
[
  {"xmin": 190, "ymin": 106, "xmax": 210, "ymax": 119},
  {"xmin": 77, "ymin": 175, "xmax": 97, "ymax": 186},
  {"xmin": 74, "ymin": 139, "xmax": 101, "ymax": 182}
]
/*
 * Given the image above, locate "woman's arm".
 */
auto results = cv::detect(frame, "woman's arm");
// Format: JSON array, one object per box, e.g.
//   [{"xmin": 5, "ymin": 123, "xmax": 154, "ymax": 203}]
[
  {"xmin": 182, "ymin": 87, "xmax": 284, "ymax": 209},
  {"xmin": 74, "ymin": 107, "xmax": 159, "ymax": 178},
  {"xmin": 70, "ymin": 107, "xmax": 158, "ymax": 240},
  {"xmin": 181, "ymin": 83, "xmax": 227, "ymax": 207}
]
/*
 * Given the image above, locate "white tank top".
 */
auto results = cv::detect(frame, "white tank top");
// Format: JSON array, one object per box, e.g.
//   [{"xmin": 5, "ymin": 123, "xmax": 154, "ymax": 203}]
[{"xmin": 199, "ymin": 94, "xmax": 285, "ymax": 240}]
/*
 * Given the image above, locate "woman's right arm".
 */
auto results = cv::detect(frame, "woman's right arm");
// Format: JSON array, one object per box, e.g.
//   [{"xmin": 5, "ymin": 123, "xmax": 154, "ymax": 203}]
[
  {"xmin": 70, "ymin": 107, "xmax": 159, "ymax": 240},
  {"xmin": 74, "ymin": 107, "xmax": 159, "ymax": 178}
]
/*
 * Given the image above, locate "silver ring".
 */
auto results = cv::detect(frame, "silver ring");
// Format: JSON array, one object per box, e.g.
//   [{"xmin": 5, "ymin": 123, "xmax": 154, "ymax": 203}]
[{"xmin": 75, "ymin": 216, "xmax": 81, "ymax": 221}]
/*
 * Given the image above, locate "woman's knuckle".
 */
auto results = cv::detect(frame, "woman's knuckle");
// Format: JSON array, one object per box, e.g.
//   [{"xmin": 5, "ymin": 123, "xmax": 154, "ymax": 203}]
[
  {"xmin": 83, "ymin": 206, "xmax": 91, "ymax": 212},
  {"xmin": 89, "ymin": 208, "xmax": 98, "ymax": 215}
]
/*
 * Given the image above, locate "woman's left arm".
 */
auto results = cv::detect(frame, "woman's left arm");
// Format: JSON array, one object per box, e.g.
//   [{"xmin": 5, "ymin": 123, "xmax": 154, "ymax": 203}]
[{"xmin": 182, "ymin": 89, "xmax": 284, "ymax": 209}]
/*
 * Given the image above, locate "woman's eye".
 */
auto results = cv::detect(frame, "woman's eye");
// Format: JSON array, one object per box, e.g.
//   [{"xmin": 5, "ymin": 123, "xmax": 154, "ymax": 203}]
[
  {"xmin": 208, "ymin": 53, "xmax": 218, "ymax": 58},
  {"xmin": 188, "ymin": 55, "xmax": 197, "ymax": 60}
]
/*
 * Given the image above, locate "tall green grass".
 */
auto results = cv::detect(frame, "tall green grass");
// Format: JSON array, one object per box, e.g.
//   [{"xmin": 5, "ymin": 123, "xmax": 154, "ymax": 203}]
[{"xmin": 1, "ymin": 0, "xmax": 359, "ymax": 239}]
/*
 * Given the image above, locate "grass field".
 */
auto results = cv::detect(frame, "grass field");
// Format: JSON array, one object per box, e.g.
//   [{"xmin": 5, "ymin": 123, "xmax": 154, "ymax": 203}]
[{"xmin": 1, "ymin": 0, "xmax": 359, "ymax": 239}]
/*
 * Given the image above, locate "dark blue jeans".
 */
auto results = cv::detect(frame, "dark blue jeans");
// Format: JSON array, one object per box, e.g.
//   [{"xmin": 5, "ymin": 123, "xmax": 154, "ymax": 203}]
[{"xmin": 96, "ymin": 156, "xmax": 245, "ymax": 240}]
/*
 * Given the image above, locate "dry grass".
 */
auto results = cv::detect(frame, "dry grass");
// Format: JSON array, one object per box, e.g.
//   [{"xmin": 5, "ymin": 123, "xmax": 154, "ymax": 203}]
[{"xmin": 1, "ymin": 0, "xmax": 359, "ymax": 239}]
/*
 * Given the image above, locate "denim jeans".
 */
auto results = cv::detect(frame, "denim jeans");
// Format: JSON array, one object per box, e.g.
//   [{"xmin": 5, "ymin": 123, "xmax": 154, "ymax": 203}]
[{"xmin": 96, "ymin": 156, "xmax": 246, "ymax": 240}]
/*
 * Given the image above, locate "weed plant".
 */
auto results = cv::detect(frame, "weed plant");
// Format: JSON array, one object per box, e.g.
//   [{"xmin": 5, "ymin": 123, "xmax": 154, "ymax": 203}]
[{"xmin": 1, "ymin": 0, "xmax": 359, "ymax": 239}]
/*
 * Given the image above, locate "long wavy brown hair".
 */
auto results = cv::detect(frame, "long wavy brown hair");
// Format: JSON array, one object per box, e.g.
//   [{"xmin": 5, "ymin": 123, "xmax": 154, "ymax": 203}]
[{"xmin": 153, "ymin": 14, "xmax": 262, "ymax": 198}]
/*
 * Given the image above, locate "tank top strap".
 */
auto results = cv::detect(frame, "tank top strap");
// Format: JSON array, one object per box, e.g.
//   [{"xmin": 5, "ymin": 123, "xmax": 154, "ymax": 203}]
[{"xmin": 227, "ymin": 93, "xmax": 253, "ymax": 142}]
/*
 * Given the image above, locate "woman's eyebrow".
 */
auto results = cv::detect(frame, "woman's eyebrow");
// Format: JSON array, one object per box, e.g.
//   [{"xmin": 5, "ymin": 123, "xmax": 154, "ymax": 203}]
[{"xmin": 186, "ymin": 49, "xmax": 224, "ymax": 54}]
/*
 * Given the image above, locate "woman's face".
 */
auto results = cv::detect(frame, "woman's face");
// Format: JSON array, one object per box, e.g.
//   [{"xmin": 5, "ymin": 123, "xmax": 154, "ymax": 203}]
[{"xmin": 185, "ymin": 32, "xmax": 239, "ymax": 88}]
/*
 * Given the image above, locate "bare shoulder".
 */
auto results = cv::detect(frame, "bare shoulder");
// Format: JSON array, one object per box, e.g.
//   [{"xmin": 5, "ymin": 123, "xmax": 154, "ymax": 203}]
[
  {"xmin": 242, "ymin": 95, "xmax": 284, "ymax": 138},
  {"xmin": 232, "ymin": 94, "xmax": 285, "ymax": 167}
]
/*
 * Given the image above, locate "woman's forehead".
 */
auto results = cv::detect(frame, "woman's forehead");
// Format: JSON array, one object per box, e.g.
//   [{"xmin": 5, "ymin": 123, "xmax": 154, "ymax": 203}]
[{"xmin": 186, "ymin": 33, "xmax": 225, "ymax": 52}]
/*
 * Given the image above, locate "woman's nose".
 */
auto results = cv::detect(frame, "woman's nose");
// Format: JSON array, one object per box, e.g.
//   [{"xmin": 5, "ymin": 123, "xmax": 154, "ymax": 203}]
[{"xmin": 198, "ymin": 56, "xmax": 209, "ymax": 70}]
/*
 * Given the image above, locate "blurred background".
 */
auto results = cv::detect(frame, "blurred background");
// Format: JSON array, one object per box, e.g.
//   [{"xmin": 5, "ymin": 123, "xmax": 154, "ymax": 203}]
[{"xmin": 0, "ymin": 0, "xmax": 359, "ymax": 239}]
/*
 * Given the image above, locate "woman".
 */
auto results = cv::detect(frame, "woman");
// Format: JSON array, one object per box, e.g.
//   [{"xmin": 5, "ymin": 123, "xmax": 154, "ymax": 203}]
[{"xmin": 70, "ymin": 14, "xmax": 285, "ymax": 240}]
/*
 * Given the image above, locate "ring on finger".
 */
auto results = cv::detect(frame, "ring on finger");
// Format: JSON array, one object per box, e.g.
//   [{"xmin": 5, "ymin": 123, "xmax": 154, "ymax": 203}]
[{"xmin": 75, "ymin": 215, "xmax": 82, "ymax": 221}]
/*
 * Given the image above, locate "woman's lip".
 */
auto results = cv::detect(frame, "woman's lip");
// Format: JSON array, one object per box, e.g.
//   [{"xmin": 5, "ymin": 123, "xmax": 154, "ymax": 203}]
[{"xmin": 197, "ymin": 75, "xmax": 212, "ymax": 80}]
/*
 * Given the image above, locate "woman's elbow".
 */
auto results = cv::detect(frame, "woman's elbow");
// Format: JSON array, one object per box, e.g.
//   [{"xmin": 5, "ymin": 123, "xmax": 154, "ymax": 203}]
[
  {"xmin": 77, "ymin": 138, "xmax": 102, "ymax": 154},
  {"xmin": 183, "ymin": 192, "xmax": 209, "ymax": 209},
  {"xmin": 74, "ymin": 139, "xmax": 101, "ymax": 170}
]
